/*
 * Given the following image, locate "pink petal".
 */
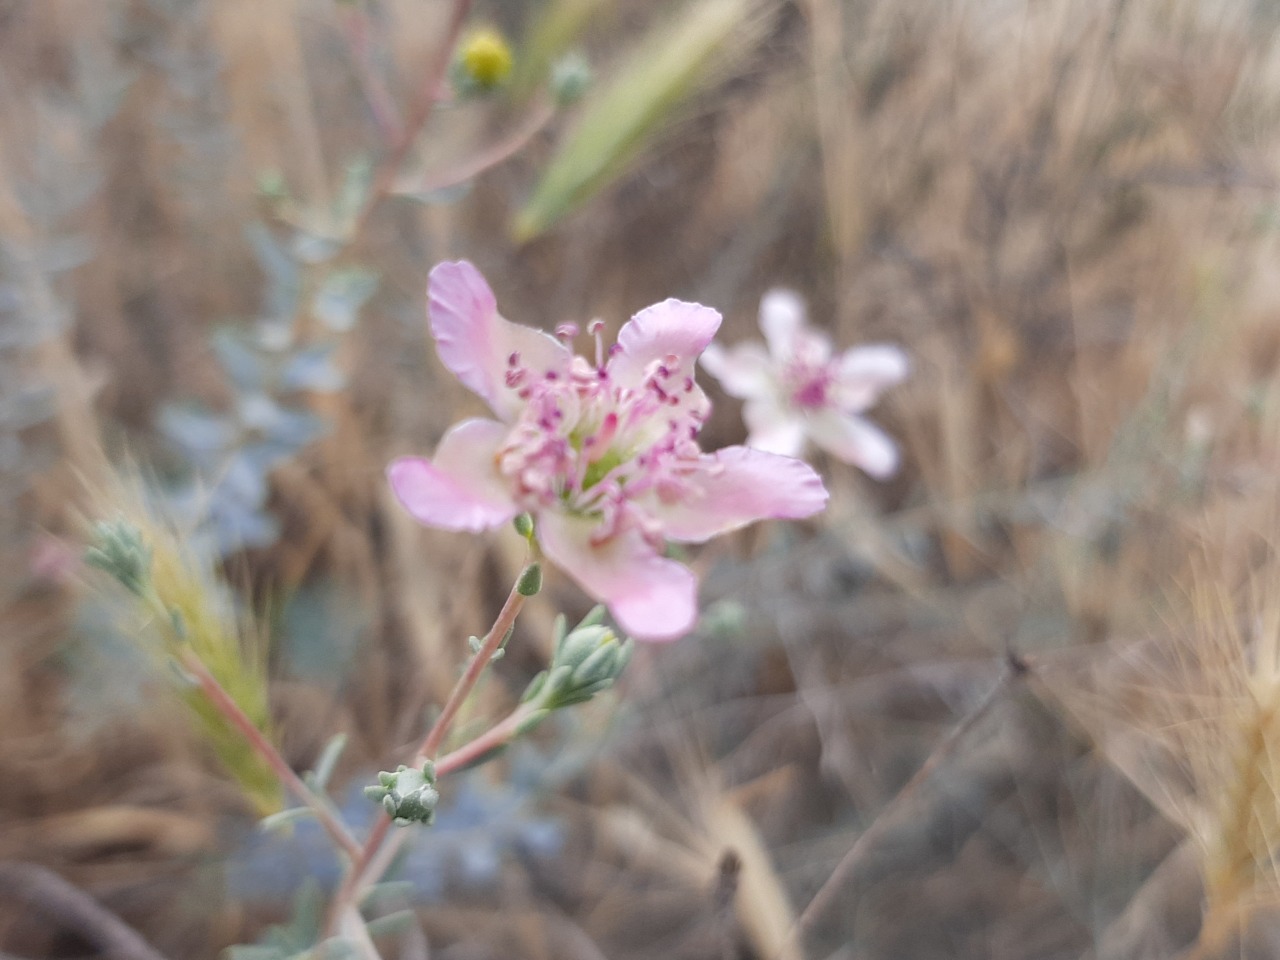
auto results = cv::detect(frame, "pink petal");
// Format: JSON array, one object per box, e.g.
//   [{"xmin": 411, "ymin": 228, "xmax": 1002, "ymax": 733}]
[
  {"xmin": 836, "ymin": 344, "xmax": 909, "ymax": 412},
  {"xmin": 608, "ymin": 298, "xmax": 720, "ymax": 384},
  {"xmin": 743, "ymin": 398, "xmax": 807, "ymax": 457},
  {"xmin": 699, "ymin": 341, "xmax": 774, "ymax": 399},
  {"xmin": 428, "ymin": 261, "xmax": 570, "ymax": 419},
  {"xmin": 537, "ymin": 512, "xmax": 698, "ymax": 642},
  {"xmin": 807, "ymin": 411, "xmax": 900, "ymax": 478},
  {"xmin": 388, "ymin": 418, "xmax": 518, "ymax": 531},
  {"xmin": 759, "ymin": 289, "xmax": 806, "ymax": 359},
  {"xmin": 652, "ymin": 446, "xmax": 828, "ymax": 543}
]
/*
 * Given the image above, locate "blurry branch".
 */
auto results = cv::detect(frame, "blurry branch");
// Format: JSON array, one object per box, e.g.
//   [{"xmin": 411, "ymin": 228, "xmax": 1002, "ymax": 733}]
[
  {"xmin": 177, "ymin": 649, "xmax": 363, "ymax": 862},
  {"xmin": 325, "ymin": 556, "xmax": 539, "ymax": 935},
  {"xmin": 397, "ymin": 100, "xmax": 556, "ymax": 196},
  {"xmin": 0, "ymin": 862, "xmax": 172, "ymax": 960},
  {"xmin": 778, "ymin": 653, "xmax": 1031, "ymax": 957},
  {"xmin": 339, "ymin": 3, "xmax": 403, "ymax": 144},
  {"xmin": 349, "ymin": 0, "xmax": 475, "ymax": 240}
]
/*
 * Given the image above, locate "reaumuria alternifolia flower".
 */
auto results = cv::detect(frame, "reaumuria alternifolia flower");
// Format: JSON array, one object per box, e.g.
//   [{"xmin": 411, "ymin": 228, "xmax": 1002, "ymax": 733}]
[
  {"xmin": 700, "ymin": 290, "xmax": 908, "ymax": 478},
  {"xmin": 388, "ymin": 262, "xmax": 828, "ymax": 641}
]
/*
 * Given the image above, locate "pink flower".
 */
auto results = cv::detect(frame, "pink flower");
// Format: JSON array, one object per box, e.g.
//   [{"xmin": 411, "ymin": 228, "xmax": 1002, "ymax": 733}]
[
  {"xmin": 388, "ymin": 262, "xmax": 829, "ymax": 641},
  {"xmin": 700, "ymin": 290, "xmax": 908, "ymax": 478}
]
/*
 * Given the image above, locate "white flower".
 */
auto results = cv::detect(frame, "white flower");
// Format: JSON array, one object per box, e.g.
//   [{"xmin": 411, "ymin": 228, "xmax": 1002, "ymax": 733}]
[{"xmin": 700, "ymin": 289, "xmax": 908, "ymax": 478}]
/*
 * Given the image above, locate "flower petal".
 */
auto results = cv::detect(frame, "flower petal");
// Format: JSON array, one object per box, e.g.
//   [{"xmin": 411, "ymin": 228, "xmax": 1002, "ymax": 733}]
[
  {"xmin": 699, "ymin": 341, "xmax": 774, "ymax": 399},
  {"xmin": 428, "ymin": 261, "xmax": 570, "ymax": 419},
  {"xmin": 601, "ymin": 299, "xmax": 721, "ymax": 422},
  {"xmin": 537, "ymin": 512, "xmax": 698, "ymax": 642},
  {"xmin": 759, "ymin": 289, "xmax": 806, "ymax": 359},
  {"xmin": 388, "ymin": 418, "xmax": 518, "ymax": 531},
  {"xmin": 835, "ymin": 344, "xmax": 910, "ymax": 412},
  {"xmin": 807, "ymin": 411, "xmax": 900, "ymax": 478},
  {"xmin": 743, "ymin": 398, "xmax": 807, "ymax": 457},
  {"xmin": 653, "ymin": 446, "xmax": 828, "ymax": 543}
]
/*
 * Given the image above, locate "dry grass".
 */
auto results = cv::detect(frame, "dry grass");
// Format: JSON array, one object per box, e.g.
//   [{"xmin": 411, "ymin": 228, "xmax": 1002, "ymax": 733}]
[{"xmin": 8, "ymin": 0, "xmax": 1280, "ymax": 958}]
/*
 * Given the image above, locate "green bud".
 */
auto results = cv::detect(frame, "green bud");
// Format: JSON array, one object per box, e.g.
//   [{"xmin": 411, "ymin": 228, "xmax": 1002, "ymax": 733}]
[
  {"xmin": 540, "ymin": 664, "xmax": 575, "ymax": 702},
  {"xmin": 84, "ymin": 516, "xmax": 152, "ymax": 597},
  {"xmin": 555, "ymin": 624, "xmax": 615, "ymax": 672},
  {"xmin": 551, "ymin": 613, "xmax": 568, "ymax": 651},
  {"xmin": 571, "ymin": 640, "xmax": 623, "ymax": 688},
  {"xmin": 516, "ymin": 562, "xmax": 542, "ymax": 597},
  {"xmin": 513, "ymin": 512, "xmax": 535, "ymax": 539},
  {"xmin": 366, "ymin": 762, "xmax": 439, "ymax": 826},
  {"xmin": 549, "ymin": 52, "xmax": 591, "ymax": 107},
  {"xmin": 576, "ymin": 606, "xmax": 608, "ymax": 630},
  {"xmin": 521, "ymin": 670, "xmax": 548, "ymax": 704}
]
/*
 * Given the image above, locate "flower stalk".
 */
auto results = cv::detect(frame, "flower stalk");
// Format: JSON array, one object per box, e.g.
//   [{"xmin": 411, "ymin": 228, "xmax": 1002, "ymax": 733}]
[
  {"xmin": 326, "ymin": 557, "xmax": 536, "ymax": 931},
  {"xmin": 178, "ymin": 650, "xmax": 364, "ymax": 862}
]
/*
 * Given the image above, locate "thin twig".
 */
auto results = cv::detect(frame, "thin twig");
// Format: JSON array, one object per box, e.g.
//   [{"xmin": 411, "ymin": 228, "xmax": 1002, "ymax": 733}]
[
  {"xmin": 178, "ymin": 651, "xmax": 363, "ymax": 862},
  {"xmin": 326, "ymin": 560, "xmax": 535, "ymax": 932},
  {"xmin": 348, "ymin": 0, "xmax": 475, "ymax": 240},
  {"xmin": 340, "ymin": 5, "xmax": 403, "ymax": 144},
  {"xmin": 0, "ymin": 862, "xmax": 172, "ymax": 960},
  {"xmin": 434, "ymin": 703, "xmax": 537, "ymax": 776},
  {"xmin": 776, "ymin": 654, "xmax": 1029, "ymax": 958},
  {"xmin": 407, "ymin": 101, "xmax": 556, "ymax": 195}
]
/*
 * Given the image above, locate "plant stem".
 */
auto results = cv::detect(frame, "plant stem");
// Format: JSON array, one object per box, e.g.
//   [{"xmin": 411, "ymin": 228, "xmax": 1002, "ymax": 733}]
[
  {"xmin": 340, "ymin": 5, "xmax": 403, "ymax": 144},
  {"xmin": 326, "ymin": 562, "xmax": 535, "ymax": 931},
  {"xmin": 434, "ymin": 704, "xmax": 536, "ymax": 776},
  {"xmin": 408, "ymin": 101, "xmax": 556, "ymax": 195},
  {"xmin": 347, "ymin": 0, "xmax": 476, "ymax": 241},
  {"xmin": 178, "ymin": 650, "xmax": 363, "ymax": 862}
]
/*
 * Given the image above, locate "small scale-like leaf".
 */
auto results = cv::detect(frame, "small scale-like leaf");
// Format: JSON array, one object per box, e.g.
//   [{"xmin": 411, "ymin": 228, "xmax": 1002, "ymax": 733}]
[
  {"xmin": 313, "ymin": 268, "xmax": 378, "ymax": 332},
  {"xmin": 158, "ymin": 404, "xmax": 237, "ymax": 466},
  {"xmin": 247, "ymin": 224, "xmax": 300, "ymax": 318},
  {"xmin": 309, "ymin": 732, "xmax": 348, "ymax": 791},
  {"xmin": 213, "ymin": 328, "xmax": 268, "ymax": 391},
  {"xmin": 258, "ymin": 806, "xmax": 317, "ymax": 833},
  {"xmin": 280, "ymin": 344, "xmax": 345, "ymax": 393}
]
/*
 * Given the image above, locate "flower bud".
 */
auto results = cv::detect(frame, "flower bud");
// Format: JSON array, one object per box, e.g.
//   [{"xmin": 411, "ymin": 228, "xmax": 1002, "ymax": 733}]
[
  {"xmin": 85, "ymin": 516, "xmax": 152, "ymax": 598},
  {"xmin": 453, "ymin": 27, "xmax": 513, "ymax": 96},
  {"xmin": 512, "ymin": 512, "xmax": 535, "ymax": 540},
  {"xmin": 555, "ymin": 624, "xmax": 615, "ymax": 672},
  {"xmin": 549, "ymin": 52, "xmax": 591, "ymax": 107},
  {"xmin": 516, "ymin": 562, "xmax": 542, "ymax": 597},
  {"xmin": 364, "ymin": 762, "xmax": 439, "ymax": 827}
]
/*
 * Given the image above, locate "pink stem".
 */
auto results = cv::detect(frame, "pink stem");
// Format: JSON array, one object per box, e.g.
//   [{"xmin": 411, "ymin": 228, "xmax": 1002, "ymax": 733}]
[
  {"xmin": 179, "ymin": 650, "xmax": 363, "ymax": 862},
  {"xmin": 409, "ymin": 101, "xmax": 556, "ymax": 195},
  {"xmin": 341, "ymin": 6, "xmax": 403, "ymax": 144},
  {"xmin": 348, "ymin": 0, "xmax": 475, "ymax": 240},
  {"xmin": 326, "ymin": 564, "xmax": 533, "ymax": 930}
]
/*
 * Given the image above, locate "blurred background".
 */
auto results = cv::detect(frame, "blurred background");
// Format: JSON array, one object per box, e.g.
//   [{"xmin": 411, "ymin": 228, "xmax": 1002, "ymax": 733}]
[{"xmin": 6, "ymin": 0, "xmax": 1280, "ymax": 957}]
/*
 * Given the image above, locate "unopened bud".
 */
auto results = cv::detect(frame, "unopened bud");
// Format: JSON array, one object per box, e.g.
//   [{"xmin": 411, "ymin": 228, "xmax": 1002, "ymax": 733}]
[
  {"xmin": 513, "ymin": 512, "xmax": 535, "ymax": 539},
  {"xmin": 84, "ymin": 516, "xmax": 152, "ymax": 598},
  {"xmin": 453, "ymin": 27, "xmax": 513, "ymax": 96},
  {"xmin": 516, "ymin": 562, "xmax": 542, "ymax": 597},
  {"xmin": 365, "ymin": 763, "xmax": 439, "ymax": 827},
  {"xmin": 549, "ymin": 52, "xmax": 591, "ymax": 107}
]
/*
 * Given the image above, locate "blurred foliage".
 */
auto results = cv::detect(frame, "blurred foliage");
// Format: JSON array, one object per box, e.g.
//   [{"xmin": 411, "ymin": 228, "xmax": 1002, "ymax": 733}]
[{"xmin": 515, "ymin": 0, "xmax": 774, "ymax": 239}]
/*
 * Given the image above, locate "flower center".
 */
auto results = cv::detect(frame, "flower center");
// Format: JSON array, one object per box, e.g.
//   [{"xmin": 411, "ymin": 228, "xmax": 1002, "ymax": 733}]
[{"xmin": 495, "ymin": 342, "xmax": 708, "ymax": 536}]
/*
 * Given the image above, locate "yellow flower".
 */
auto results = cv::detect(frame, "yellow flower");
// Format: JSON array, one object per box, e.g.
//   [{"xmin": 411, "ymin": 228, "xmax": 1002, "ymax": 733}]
[{"xmin": 458, "ymin": 28, "xmax": 513, "ymax": 92}]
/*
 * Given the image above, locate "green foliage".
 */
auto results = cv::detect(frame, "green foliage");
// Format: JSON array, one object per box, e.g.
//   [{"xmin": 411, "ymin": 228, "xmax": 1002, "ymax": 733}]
[
  {"xmin": 514, "ymin": 0, "xmax": 769, "ymax": 239},
  {"xmin": 520, "ymin": 607, "xmax": 633, "ymax": 715}
]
